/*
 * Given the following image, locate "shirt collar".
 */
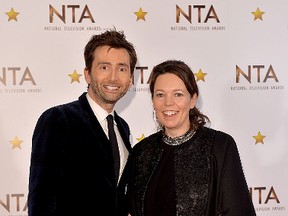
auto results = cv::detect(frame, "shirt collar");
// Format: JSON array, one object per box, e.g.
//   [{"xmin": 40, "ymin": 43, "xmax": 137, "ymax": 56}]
[{"xmin": 86, "ymin": 93, "xmax": 115, "ymax": 124}]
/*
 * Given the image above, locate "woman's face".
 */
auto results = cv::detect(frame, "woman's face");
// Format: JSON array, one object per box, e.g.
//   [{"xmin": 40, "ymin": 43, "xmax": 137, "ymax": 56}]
[{"xmin": 152, "ymin": 73, "xmax": 197, "ymax": 138}]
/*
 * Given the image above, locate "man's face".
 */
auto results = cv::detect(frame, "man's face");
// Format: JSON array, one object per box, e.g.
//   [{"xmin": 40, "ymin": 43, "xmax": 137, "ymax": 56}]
[{"xmin": 85, "ymin": 45, "xmax": 132, "ymax": 111}]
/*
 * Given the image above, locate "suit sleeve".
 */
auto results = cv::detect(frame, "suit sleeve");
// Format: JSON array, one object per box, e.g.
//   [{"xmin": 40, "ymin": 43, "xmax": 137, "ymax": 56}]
[{"xmin": 28, "ymin": 107, "xmax": 68, "ymax": 216}]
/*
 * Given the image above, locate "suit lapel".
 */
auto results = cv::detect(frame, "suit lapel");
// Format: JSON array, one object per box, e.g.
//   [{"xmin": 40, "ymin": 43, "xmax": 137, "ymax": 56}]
[{"xmin": 114, "ymin": 112, "xmax": 131, "ymax": 152}]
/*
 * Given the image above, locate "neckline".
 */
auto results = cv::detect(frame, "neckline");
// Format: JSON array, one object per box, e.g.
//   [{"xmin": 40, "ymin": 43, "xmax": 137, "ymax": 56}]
[{"xmin": 162, "ymin": 129, "xmax": 196, "ymax": 146}]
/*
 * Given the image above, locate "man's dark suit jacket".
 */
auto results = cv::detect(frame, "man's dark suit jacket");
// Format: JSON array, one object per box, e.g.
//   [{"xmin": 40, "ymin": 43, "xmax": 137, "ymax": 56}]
[{"xmin": 28, "ymin": 92, "xmax": 132, "ymax": 216}]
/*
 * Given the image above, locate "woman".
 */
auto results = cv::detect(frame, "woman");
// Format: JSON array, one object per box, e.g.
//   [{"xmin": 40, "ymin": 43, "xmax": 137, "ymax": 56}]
[{"xmin": 126, "ymin": 60, "xmax": 256, "ymax": 215}]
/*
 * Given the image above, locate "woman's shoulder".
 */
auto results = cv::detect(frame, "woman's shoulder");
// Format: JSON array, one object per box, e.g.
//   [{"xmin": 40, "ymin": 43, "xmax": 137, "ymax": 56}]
[
  {"xmin": 200, "ymin": 127, "xmax": 238, "ymax": 158},
  {"xmin": 200, "ymin": 126, "xmax": 235, "ymax": 143},
  {"xmin": 194, "ymin": 127, "xmax": 236, "ymax": 155},
  {"xmin": 132, "ymin": 131, "xmax": 162, "ymax": 151}
]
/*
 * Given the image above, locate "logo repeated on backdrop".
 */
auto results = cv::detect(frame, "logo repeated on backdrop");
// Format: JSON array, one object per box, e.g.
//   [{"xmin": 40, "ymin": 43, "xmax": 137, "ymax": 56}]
[
  {"xmin": 45, "ymin": 4, "xmax": 103, "ymax": 32},
  {"xmin": 129, "ymin": 66, "xmax": 150, "ymax": 92},
  {"xmin": 249, "ymin": 186, "xmax": 286, "ymax": 213},
  {"xmin": 171, "ymin": 3, "xmax": 226, "ymax": 32},
  {"xmin": 0, "ymin": 67, "xmax": 42, "ymax": 94},
  {"xmin": 230, "ymin": 7, "xmax": 284, "ymax": 92},
  {"xmin": 130, "ymin": 66, "xmax": 207, "ymax": 92},
  {"xmin": 0, "ymin": 194, "xmax": 27, "ymax": 215},
  {"xmin": 230, "ymin": 64, "xmax": 284, "ymax": 91},
  {"xmin": 44, "ymin": 4, "xmax": 148, "ymax": 32},
  {"xmin": 129, "ymin": 65, "xmax": 150, "ymax": 141}
]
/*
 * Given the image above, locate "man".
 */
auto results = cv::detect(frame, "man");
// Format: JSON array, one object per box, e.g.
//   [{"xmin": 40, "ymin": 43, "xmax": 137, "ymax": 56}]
[{"xmin": 28, "ymin": 29, "xmax": 137, "ymax": 216}]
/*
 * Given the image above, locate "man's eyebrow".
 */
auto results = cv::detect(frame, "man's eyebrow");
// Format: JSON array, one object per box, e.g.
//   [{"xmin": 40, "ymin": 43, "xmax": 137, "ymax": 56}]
[
  {"xmin": 97, "ymin": 61, "xmax": 111, "ymax": 65},
  {"xmin": 118, "ymin": 63, "xmax": 129, "ymax": 67}
]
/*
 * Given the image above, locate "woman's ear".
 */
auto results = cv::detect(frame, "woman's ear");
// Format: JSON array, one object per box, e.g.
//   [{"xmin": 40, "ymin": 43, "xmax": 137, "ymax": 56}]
[{"xmin": 190, "ymin": 93, "xmax": 198, "ymax": 109}]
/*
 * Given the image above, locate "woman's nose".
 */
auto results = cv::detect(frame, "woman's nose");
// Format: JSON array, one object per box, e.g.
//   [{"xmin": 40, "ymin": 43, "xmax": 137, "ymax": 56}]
[{"xmin": 164, "ymin": 96, "xmax": 174, "ymax": 106}]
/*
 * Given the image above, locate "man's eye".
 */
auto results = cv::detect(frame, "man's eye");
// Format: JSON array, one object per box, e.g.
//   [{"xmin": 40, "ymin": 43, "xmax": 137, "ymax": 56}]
[
  {"xmin": 119, "ymin": 67, "xmax": 127, "ymax": 72},
  {"xmin": 118, "ymin": 66, "xmax": 129, "ymax": 72},
  {"xmin": 101, "ymin": 66, "xmax": 108, "ymax": 70}
]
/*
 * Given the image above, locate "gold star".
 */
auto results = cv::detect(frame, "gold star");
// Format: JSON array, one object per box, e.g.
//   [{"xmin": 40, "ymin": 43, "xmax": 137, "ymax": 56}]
[
  {"xmin": 5, "ymin": 8, "xmax": 20, "ymax": 22},
  {"xmin": 194, "ymin": 69, "xmax": 207, "ymax": 82},
  {"xmin": 10, "ymin": 136, "xmax": 23, "ymax": 149},
  {"xmin": 68, "ymin": 70, "xmax": 82, "ymax": 83},
  {"xmin": 134, "ymin": 7, "xmax": 148, "ymax": 21},
  {"xmin": 253, "ymin": 131, "xmax": 266, "ymax": 144},
  {"xmin": 136, "ymin": 133, "xmax": 145, "ymax": 142},
  {"xmin": 251, "ymin": 8, "xmax": 265, "ymax": 21}
]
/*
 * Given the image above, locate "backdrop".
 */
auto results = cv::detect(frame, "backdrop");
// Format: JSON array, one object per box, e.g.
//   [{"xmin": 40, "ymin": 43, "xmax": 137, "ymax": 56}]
[{"xmin": 1, "ymin": 1, "xmax": 287, "ymax": 215}]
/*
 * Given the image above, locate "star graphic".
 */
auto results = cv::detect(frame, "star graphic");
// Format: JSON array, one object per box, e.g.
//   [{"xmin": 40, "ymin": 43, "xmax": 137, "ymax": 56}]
[
  {"xmin": 10, "ymin": 136, "xmax": 23, "ymax": 149},
  {"xmin": 134, "ymin": 7, "xmax": 148, "ymax": 21},
  {"xmin": 136, "ymin": 133, "xmax": 145, "ymax": 142},
  {"xmin": 5, "ymin": 8, "xmax": 20, "ymax": 22},
  {"xmin": 194, "ymin": 69, "xmax": 207, "ymax": 82},
  {"xmin": 251, "ymin": 8, "xmax": 265, "ymax": 21},
  {"xmin": 68, "ymin": 70, "xmax": 82, "ymax": 83},
  {"xmin": 253, "ymin": 131, "xmax": 266, "ymax": 144}
]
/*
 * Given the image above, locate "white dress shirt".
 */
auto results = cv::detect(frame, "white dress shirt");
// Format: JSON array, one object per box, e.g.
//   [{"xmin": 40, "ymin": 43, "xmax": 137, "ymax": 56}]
[{"xmin": 86, "ymin": 94, "xmax": 129, "ymax": 183}]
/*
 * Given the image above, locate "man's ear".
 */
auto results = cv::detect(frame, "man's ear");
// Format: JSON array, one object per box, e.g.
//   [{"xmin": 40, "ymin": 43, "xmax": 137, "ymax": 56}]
[{"xmin": 84, "ymin": 68, "xmax": 90, "ymax": 84}]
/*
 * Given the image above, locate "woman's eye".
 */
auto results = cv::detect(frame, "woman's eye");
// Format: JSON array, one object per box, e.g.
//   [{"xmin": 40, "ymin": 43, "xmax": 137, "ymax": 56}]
[
  {"xmin": 175, "ymin": 92, "xmax": 183, "ymax": 97},
  {"xmin": 155, "ymin": 93, "xmax": 164, "ymax": 98}
]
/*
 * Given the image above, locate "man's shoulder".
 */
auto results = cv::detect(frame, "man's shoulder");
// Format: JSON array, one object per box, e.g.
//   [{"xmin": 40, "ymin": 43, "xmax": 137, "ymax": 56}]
[{"xmin": 38, "ymin": 93, "xmax": 87, "ymax": 119}]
